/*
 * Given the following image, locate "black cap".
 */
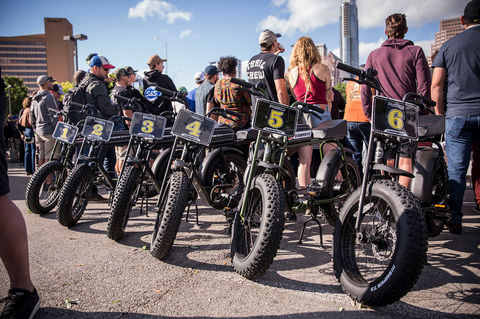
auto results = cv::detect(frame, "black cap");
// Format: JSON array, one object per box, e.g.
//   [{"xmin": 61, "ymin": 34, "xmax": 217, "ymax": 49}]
[{"xmin": 464, "ymin": 0, "xmax": 480, "ymax": 23}]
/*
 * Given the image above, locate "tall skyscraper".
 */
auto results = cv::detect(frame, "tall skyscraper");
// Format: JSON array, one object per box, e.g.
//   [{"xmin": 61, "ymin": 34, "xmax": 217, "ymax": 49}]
[{"xmin": 340, "ymin": 0, "xmax": 359, "ymax": 68}]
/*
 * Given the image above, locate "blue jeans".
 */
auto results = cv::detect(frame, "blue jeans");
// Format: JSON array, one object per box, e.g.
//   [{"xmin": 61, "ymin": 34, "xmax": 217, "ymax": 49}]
[
  {"xmin": 345, "ymin": 122, "xmax": 371, "ymax": 177},
  {"xmin": 445, "ymin": 116, "xmax": 480, "ymax": 224},
  {"xmin": 24, "ymin": 127, "xmax": 36, "ymax": 174}
]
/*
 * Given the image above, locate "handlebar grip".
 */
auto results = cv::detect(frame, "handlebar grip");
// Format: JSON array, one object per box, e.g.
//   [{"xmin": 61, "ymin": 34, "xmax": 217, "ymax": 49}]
[
  {"xmin": 155, "ymin": 86, "xmax": 175, "ymax": 97},
  {"xmin": 224, "ymin": 109, "xmax": 243, "ymax": 118},
  {"xmin": 113, "ymin": 94, "xmax": 131, "ymax": 103},
  {"xmin": 335, "ymin": 62, "xmax": 362, "ymax": 77},
  {"xmin": 70, "ymin": 101, "xmax": 84, "ymax": 109},
  {"xmin": 421, "ymin": 96, "xmax": 437, "ymax": 108},
  {"xmin": 230, "ymin": 77, "xmax": 254, "ymax": 89},
  {"xmin": 307, "ymin": 103, "xmax": 325, "ymax": 114}
]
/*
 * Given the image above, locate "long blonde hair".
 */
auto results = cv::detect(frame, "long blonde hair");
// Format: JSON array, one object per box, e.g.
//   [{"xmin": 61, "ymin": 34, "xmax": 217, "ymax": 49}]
[{"xmin": 288, "ymin": 36, "xmax": 322, "ymax": 92}]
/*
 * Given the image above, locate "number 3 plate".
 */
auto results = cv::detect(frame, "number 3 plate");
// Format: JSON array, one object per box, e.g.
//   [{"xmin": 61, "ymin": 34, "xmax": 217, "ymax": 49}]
[
  {"xmin": 82, "ymin": 116, "xmax": 114, "ymax": 142},
  {"xmin": 53, "ymin": 122, "xmax": 79, "ymax": 144},
  {"xmin": 130, "ymin": 112, "xmax": 166, "ymax": 140},
  {"xmin": 372, "ymin": 96, "xmax": 418, "ymax": 140},
  {"xmin": 172, "ymin": 109, "xmax": 216, "ymax": 146},
  {"xmin": 253, "ymin": 98, "xmax": 298, "ymax": 137}
]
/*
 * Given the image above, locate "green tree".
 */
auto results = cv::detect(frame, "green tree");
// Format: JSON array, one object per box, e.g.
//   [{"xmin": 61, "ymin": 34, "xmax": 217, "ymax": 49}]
[
  {"xmin": 334, "ymin": 82, "xmax": 347, "ymax": 101},
  {"xmin": 4, "ymin": 76, "xmax": 28, "ymax": 118},
  {"xmin": 60, "ymin": 81, "xmax": 74, "ymax": 101}
]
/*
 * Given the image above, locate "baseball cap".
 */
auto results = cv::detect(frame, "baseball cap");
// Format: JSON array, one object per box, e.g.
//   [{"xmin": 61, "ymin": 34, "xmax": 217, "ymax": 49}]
[
  {"xmin": 148, "ymin": 54, "xmax": 167, "ymax": 67},
  {"xmin": 53, "ymin": 83, "xmax": 65, "ymax": 95},
  {"xmin": 89, "ymin": 55, "xmax": 115, "ymax": 69},
  {"xmin": 204, "ymin": 65, "xmax": 220, "ymax": 76},
  {"xmin": 37, "ymin": 75, "xmax": 56, "ymax": 85},
  {"xmin": 259, "ymin": 29, "xmax": 281, "ymax": 46},
  {"xmin": 124, "ymin": 66, "xmax": 138, "ymax": 75},
  {"xmin": 86, "ymin": 53, "xmax": 98, "ymax": 65},
  {"xmin": 464, "ymin": 0, "xmax": 480, "ymax": 23},
  {"xmin": 178, "ymin": 86, "xmax": 187, "ymax": 93},
  {"xmin": 194, "ymin": 71, "xmax": 205, "ymax": 83},
  {"xmin": 114, "ymin": 68, "xmax": 129, "ymax": 79}
]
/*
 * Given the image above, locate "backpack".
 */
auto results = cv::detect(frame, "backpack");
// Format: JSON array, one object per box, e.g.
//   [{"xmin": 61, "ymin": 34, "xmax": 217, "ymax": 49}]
[{"xmin": 63, "ymin": 77, "xmax": 98, "ymax": 124}]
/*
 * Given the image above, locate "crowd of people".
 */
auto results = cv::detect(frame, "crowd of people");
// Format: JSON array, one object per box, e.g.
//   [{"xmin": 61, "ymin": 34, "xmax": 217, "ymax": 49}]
[{"xmin": 1, "ymin": 1, "xmax": 480, "ymax": 317}]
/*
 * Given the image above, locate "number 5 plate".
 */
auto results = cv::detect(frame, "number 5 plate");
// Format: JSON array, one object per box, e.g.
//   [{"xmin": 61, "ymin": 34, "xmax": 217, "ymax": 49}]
[
  {"xmin": 82, "ymin": 116, "xmax": 114, "ymax": 142},
  {"xmin": 130, "ymin": 112, "xmax": 166, "ymax": 140},
  {"xmin": 372, "ymin": 96, "xmax": 418, "ymax": 140},
  {"xmin": 172, "ymin": 109, "xmax": 216, "ymax": 146},
  {"xmin": 253, "ymin": 98, "xmax": 298, "ymax": 137},
  {"xmin": 53, "ymin": 122, "xmax": 79, "ymax": 144}
]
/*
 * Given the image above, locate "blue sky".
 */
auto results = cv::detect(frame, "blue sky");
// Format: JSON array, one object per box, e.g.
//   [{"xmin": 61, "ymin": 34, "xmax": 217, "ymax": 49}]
[{"xmin": 0, "ymin": 0, "xmax": 469, "ymax": 91}]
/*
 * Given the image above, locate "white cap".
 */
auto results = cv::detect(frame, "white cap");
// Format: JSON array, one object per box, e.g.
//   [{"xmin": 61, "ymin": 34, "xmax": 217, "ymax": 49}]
[{"xmin": 194, "ymin": 71, "xmax": 205, "ymax": 83}]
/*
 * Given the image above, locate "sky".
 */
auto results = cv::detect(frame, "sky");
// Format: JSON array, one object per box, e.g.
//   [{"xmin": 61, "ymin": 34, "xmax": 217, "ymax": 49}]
[{"xmin": 0, "ymin": 0, "xmax": 470, "ymax": 91}]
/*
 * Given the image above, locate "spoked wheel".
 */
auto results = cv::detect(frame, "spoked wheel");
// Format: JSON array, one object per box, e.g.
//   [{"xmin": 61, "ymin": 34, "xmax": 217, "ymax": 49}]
[
  {"xmin": 426, "ymin": 158, "xmax": 449, "ymax": 237},
  {"xmin": 231, "ymin": 173, "xmax": 286, "ymax": 279},
  {"xmin": 203, "ymin": 152, "xmax": 247, "ymax": 210},
  {"xmin": 318, "ymin": 152, "xmax": 361, "ymax": 226},
  {"xmin": 107, "ymin": 166, "xmax": 140, "ymax": 241},
  {"xmin": 333, "ymin": 179, "xmax": 427, "ymax": 307},
  {"xmin": 56, "ymin": 164, "xmax": 94, "ymax": 227},
  {"xmin": 150, "ymin": 171, "xmax": 189, "ymax": 260},
  {"xmin": 25, "ymin": 161, "xmax": 67, "ymax": 214}
]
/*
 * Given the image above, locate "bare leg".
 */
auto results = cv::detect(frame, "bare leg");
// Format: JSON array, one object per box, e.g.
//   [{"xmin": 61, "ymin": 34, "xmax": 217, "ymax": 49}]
[
  {"xmin": 398, "ymin": 157, "xmax": 412, "ymax": 188},
  {"xmin": 0, "ymin": 194, "xmax": 34, "ymax": 292},
  {"xmin": 298, "ymin": 145, "xmax": 313, "ymax": 188}
]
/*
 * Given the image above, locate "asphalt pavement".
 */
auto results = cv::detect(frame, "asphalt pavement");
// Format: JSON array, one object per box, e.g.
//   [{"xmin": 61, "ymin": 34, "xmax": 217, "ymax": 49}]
[{"xmin": 1, "ymin": 162, "xmax": 479, "ymax": 319}]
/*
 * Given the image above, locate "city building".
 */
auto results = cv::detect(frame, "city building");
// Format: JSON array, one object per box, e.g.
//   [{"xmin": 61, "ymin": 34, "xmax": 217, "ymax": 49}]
[
  {"xmin": 428, "ymin": 17, "xmax": 464, "ymax": 65},
  {"xmin": 0, "ymin": 18, "xmax": 75, "ymax": 94},
  {"xmin": 340, "ymin": 0, "xmax": 359, "ymax": 69},
  {"xmin": 209, "ymin": 59, "xmax": 242, "ymax": 79}
]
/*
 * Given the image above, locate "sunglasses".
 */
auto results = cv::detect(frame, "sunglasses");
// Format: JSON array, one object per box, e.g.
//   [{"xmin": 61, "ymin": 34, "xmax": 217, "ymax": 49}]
[{"xmin": 102, "ymin": 67, "xmax": 109, "ymax": 72}]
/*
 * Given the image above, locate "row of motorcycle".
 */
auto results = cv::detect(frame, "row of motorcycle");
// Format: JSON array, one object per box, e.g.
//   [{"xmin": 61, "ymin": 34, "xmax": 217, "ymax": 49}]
[{"xmin": 24, "ymin": 62, "xmax": 450, "ymax": 307}]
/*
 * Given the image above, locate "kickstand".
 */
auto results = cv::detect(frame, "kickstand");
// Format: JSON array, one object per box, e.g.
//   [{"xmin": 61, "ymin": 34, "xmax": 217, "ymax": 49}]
[
  {"xmin": 298, "ymin": 214, "xmax": 324, "ymax": 248},
  {"xmin": 185, "ymin": 200, "xmax": 200, "ymax": 226}
]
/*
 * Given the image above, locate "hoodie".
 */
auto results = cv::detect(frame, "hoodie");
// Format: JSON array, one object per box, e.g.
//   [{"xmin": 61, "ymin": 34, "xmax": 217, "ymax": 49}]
[
  {"xmin": 142, "ymin": 70, "xmax": 176, "ymax": 116},
  {"xmin": 30, "ymin": 90, "xmax": 59, "ymax": 136},
  {"xmin": 361, "ymin": 38, "xmax": 431, "ymax": 120}
]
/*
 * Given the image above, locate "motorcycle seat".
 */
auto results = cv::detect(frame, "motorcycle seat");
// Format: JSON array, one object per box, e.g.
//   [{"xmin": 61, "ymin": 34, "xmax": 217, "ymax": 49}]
[
  {"xmin": 311, "ymin": 119, "xmax": 347, "ymax": 140},
  {"xmin": 418, "ymin": 115, "xmax": 445, "ymax": 138}
]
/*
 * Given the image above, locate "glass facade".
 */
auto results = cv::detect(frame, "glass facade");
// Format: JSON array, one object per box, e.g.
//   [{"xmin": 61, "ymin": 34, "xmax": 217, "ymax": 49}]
[{"xmin": 340, "ymin": 0, "xmax": 359, "ymax": 69}]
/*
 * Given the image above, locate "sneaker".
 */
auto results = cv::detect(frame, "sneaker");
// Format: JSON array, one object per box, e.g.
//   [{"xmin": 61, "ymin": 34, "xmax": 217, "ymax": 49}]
[
  {"xmin": 0, "ymin": 287, "xmax": 40, "ymax": 319},
  {"xmin": 89, "ymin": 194, "xmax": 108, "ymax": 202},
  {"xmin": 445, "ymin": 221, "xmax": 462, "ymax": 235}
]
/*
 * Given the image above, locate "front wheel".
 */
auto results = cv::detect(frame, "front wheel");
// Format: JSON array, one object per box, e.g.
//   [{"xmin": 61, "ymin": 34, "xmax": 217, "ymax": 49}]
[
  {"xmin": 150, "ymin": 171, "xmax": 189, "ymax": 260},
  {"xmin": 231, "ymin": 173, "xmax": 286, "ymax": 279},
  {"xmin": 107, "ymin": 166, "xmax": 141, "ymax": 241},
  {"xmin": 56, "ymin": 164, "xmax": 94, "ymax": 227},
  {"xmin": 25, "ymin": 161, "xmax": 67, "ymax": 214},
  {"xmin": 333, "ymin": 179, "xmax": 428, "ymax": 307}
]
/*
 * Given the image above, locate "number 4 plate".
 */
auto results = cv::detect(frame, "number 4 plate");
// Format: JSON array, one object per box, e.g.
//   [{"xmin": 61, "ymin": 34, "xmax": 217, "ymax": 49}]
[
  {"xmin": 82, "ymin": 116, "xmax": 114, "ymax": 142},
  {"xmin": 172, "ymin": 109, "xmax": 216, "ymax": 146},
  {"xmin": 130, "ymin": 112, "xmax": 166, "ymax": 140},
  {"xmin": 253, "ymin": 98, "xmax": 298, "ymax": 137},
  {"xmin": 53, "ymin": 122, "xmax": 79, "ymax": 144}
]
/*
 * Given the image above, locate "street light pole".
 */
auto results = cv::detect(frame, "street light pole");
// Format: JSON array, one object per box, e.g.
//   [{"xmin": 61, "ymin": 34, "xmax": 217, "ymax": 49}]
[
  {"xmin": 154, "ymin": 37, "xmax": 168, "ymax": 75},
  {"xmin": 64, "ymin": 34, "xmax": 88, "ymax": 72},
  {"xmin": 7, "ymin": 85, "xmax": 11, "ymax": 115}
]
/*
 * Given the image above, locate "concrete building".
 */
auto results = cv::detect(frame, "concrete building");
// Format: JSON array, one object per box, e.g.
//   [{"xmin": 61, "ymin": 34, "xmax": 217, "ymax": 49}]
[
  {"xmin": 428, "ymin": 17, "xmax": 463, "ymax": 65},
  {"xmin": 340, "ymin": 0, "xmax": 359, "ymax": 69},
  {"xmin": 0, "ymin": 18, "xmax": 75, "ymax": 94}
]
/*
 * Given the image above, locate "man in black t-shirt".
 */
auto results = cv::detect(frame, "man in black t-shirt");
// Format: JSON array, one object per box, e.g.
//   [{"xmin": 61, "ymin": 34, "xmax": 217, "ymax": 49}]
[{"xmin": 247, "ymin": 29, "xmax": 288, "ymax": 110}]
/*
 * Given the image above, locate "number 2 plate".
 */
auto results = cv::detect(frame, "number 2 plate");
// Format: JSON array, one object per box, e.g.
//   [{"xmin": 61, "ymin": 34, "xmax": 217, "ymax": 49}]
[
  {"xmin": 53, "ymin": 122, "xmax": 79, "ymax": 144},
  {"xmin": 372, "ymin": 96, "xmax": 418, "ymax": 140},
  {"xmin": 82, "ymin": 116, "xmax": 114, "ymax": 142},
  {"xmin": 130, "ymin": 112, "xmax": 166, "ymax": 140},
  {"xmin": 253, "ymin": 98, "xmax": 298, "ymax": 137},
  {"xmin": 172, "ymin": 109, "xmax": 216, "ymax": 146}
]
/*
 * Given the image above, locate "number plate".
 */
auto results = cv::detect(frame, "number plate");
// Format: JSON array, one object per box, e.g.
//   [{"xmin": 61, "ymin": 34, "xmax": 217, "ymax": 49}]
[
  {"xmin": 372, "ymin": 96, "xmax": 418, "ymax": 140},
  {"xmin": 52, "ymin": 122, "xmax": 79, "ymax": 144},
  {"xmin": 129, "ymin": 112, "xmax": 166, "ymax": 140},
  {"xmin": 172, "ymin": 109, "xmax": 216, "ymax": 146},
  {"xmin": 82, "ymin": 116, "xmax": 114, "ymax": 142},
  {"xmin": 253, "ymin": 98, "xmax": 298, "ymax": 137}
]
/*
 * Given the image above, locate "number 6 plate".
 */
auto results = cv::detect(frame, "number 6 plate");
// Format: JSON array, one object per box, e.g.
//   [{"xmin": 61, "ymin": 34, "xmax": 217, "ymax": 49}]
[
  {"xmin": 172, "ymin": 109, "xmax": 216, "ymax": 146},
  {"xmin": 253, "ymin": 98, "xmax": 298, "ymax": 137},
  {"xmin": 130, "ymin": 112, "xmax": 166, "ymax": 140},
  {"xmin": 82, "ymin": 116, "xmax": 114, "ymax": 142},
  {"xmin": 53, "ymin": 122, "xmax": 79, "ymax": 144},
  {"xmin": 372, "ymin": 96, "xmax": 418, "ymax": 140}
]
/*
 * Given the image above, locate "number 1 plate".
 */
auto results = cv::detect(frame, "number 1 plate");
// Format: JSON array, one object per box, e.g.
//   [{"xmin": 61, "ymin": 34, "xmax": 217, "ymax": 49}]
[
  {"xmin": 253, "ymin": 98, "xmax": 298, "ymax": 137},
  {"xmin": 53, "ymin": 122, "xmax": 79, "ymax": 144},
  {"xmin": 82, "ymin": 116, "xmax": 114, "ymax": 142},
  {"xmin": 130, "ymin": 112, "xmax": 166, "ymax": 140},
  {"xmin": 172, "ymin": 109, "xmax": 216, "ymax": 146}
]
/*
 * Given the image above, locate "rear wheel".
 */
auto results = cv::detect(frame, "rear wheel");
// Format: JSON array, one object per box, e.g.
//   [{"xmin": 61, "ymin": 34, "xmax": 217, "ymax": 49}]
[
  {"xmin": 425, "ymin": 158, "xmax": 448, "ymax": 237},
  {"xmin": 56, "ymin": 164, "xmax": 94, "ymax": 227},
  {"xmin": 25, "ymin": 161, "xmax": 67, "ymax": 214},
  {"xmin": 231, "ymin": 173, "xmax": 286, "ymax": 279}
]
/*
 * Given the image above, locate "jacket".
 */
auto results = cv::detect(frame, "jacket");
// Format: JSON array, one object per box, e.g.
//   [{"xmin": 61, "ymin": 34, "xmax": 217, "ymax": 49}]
[
  {"xmin": 361, "ymin": 38, "xmax": 431, "ymax": 120},
  {"xmin": 142, "ymin": 70, "xmax": 176, "ymax": 116},
  {"xmin": 83, "ymin": 73, "xmax": 120, "ymax": 120},
  {"xmin": 30, "ymin": 90, "xmax": 58, "ymax": 136}
]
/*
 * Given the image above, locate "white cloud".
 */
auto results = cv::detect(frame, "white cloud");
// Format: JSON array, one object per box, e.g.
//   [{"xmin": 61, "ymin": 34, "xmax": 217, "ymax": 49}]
[
  {"xmin": 257, "ymin": 0, "xmax": 339, "ymax": 36},
  {"xmin": 414, "ymin": 39, "xmax": 435, "ymax": 56},
  {"xmin": 357, "ymin": 0, "xmax": 470, "ymax": 28},
  {"xmin": 128, "ymin": 0, "xmax": 192, "ymax": 23},
  {"xmin": 180, "ymin": 29, "xmax": 192, "ymax": 39},
  {"xmin": 359, "ymin": 37, "xmax": 384, "ymax": 62}
]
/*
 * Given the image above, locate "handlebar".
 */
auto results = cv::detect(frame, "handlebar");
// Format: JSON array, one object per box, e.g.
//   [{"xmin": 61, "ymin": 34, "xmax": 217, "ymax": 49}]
[
  {"xmin": 230, "ymin": 78, "xmax": 269, "ymax": 98},
  {"xmin": 335, "ymin": 62, "xmax": 381, "ymax": 94},
  {"xmin": 155, "ymin": 86, "xmax": 188, "ymax": 108},
  {"xmin": 335, "ymin": 62, "xmax": 363, "ymax": 77},
  {"xmin": 207, "ymin": 107, "xmax": 243, "ymax": 120},
  {"xmin": 230, "ymin": 77, "xmax": 254, "ymax": 89},
  {"xmin": 402, "ymin": 92, "xmax": 436, "ymax": 108}
]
